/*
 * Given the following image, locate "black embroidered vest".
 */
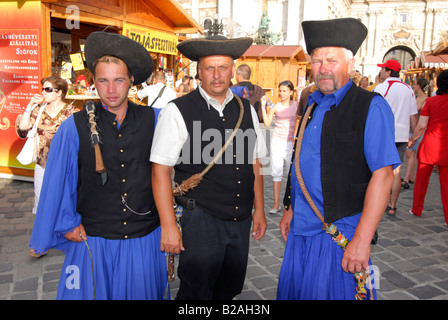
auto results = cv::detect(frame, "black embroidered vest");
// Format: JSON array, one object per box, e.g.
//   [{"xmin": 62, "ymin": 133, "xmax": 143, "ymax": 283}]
[
  {"xmin": 173, "ymin": 89, "xmax": 256, "ymax": 221},
  {"xmin": 73, "ymin": 101, "xmax": 159, "ymax": 239},
  {"xmin": 284, "ymin": 83, "xmax": 378, "ymax": 223}
]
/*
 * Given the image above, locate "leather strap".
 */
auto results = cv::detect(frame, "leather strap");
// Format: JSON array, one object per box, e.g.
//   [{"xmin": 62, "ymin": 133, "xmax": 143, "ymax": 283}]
[
  {"xmin": 173, "ymin": 94, "xmax": 245, "ymax": 196},
  {"xmin": 293, "ymin": 103, "xmax": 327, "ymax": 225}
]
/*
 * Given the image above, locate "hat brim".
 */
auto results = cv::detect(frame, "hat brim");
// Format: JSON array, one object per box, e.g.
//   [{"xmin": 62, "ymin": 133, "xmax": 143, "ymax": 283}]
[
  {"xmin": 177, "ymin": 37, "xmax": 253, "ymax": 61},
  {"xmin": 85, "ymin": 32, "xmax": 153, "ymax": 85},
  {"xmin": 302, "ymin": 18, "xmax": 367, "ymax": 55}
]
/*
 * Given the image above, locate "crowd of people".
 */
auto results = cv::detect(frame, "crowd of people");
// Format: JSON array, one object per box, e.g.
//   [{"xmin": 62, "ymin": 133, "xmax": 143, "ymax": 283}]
[{"xmin": 17, "ymin": 17, "xmax": 447, "ymax": 301}]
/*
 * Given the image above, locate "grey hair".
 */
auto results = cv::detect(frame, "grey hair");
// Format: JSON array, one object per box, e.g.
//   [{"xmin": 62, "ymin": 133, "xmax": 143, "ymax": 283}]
[{"xmin": 310, "ymin": 47, "xmax": 354, "ymax": 64}]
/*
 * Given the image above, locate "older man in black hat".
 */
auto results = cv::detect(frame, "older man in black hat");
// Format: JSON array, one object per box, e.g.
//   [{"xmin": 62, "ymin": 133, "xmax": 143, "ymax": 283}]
[
  {"xmin": 29, "ymin": 32, "xmax": 167, "ymax": 300},
  {"xmin": 277, "ymin": 18, "xmax": 400, "ymax": 300},
  {"xmin": 151, "ymin": 35, "xmax": 267, "ymax": 300}
]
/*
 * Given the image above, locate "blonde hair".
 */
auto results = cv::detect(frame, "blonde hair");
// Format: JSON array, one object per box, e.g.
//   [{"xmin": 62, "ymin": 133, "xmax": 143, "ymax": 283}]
[{"xmin": 92, "ymin": 55, "xmax": 131, "ymax": 79}]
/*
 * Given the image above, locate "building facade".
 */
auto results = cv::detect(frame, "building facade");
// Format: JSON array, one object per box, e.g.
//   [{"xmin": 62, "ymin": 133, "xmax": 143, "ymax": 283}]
[{"xmin": 177, "ymin": 0, "xmax": 448, "ymax": 80}]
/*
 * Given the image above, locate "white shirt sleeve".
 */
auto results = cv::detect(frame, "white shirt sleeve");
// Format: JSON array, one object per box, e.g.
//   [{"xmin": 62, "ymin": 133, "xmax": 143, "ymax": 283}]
[
  {"xmin": 150, "ymin": 102, "xmax": 188, "ymax": 166},
  {"xmin": 150, "ymin": 100, "xmax": 267, "ymax": 166},
  {"xmin": 249, "ymin": 105, "xmax": 267, "ymax": 160},
  {"xmin": 137, "ymin": 88, "xmax": 147, "ymax": 100}
]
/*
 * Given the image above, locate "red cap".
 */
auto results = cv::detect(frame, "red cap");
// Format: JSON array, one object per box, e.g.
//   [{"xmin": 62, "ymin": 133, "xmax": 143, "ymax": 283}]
[{"xmin": 377, "ymin": 59, "xmax": 401, "ymax": 72}]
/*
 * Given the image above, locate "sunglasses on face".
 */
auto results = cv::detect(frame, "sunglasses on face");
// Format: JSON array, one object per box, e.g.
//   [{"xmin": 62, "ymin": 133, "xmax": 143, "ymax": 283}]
[{"xmin": 42, "ymin": 87, "xmax": 59, "ymax": 93}]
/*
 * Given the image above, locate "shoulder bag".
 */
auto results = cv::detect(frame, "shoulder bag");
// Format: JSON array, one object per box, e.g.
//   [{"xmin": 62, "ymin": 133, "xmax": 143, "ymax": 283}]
[{"xmin": 17, "ymin": 103, "xmax": 46, "ymax": 165}]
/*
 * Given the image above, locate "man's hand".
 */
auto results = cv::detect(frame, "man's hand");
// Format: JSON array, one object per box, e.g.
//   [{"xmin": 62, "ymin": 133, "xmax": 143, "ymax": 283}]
[
  {"xmin": 252, "ymin": 209, "xmax": 267, "ymax": 240},
  {"xmin": 341, "ymin": 236, "xmax": 371, "ymax": 274},
  {"xmin": 160, "ymin": 223, "xmax": 184, "ymax": 254},
  {"xmin": 152, "ymin": 163, "xmax": 185, "ymax": 255},
  {"xmin": 64, "ymin": 224, "xmax": 87, "ymax": 242},
  {"xmin": 279, "ymin": 206, "xmax": 293, "ymax": 241}
]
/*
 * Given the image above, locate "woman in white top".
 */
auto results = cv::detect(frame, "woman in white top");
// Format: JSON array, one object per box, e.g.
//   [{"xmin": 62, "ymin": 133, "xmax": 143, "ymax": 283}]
[{"xmin": 261, "ymin": 80, "xmax": 298, "ymax": 214}]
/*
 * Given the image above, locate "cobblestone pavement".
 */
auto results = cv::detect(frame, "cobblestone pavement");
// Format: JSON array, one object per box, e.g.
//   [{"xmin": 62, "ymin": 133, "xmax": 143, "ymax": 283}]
[{"xmin": 1, "ymin": 160, "xmax": 448, "ymax": 300}]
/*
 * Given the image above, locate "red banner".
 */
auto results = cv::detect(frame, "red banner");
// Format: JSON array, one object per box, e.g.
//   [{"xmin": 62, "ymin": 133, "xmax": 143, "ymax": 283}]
[{"xmin": 0, "ymin": 1, "xmax": 42, "ymax": 177}]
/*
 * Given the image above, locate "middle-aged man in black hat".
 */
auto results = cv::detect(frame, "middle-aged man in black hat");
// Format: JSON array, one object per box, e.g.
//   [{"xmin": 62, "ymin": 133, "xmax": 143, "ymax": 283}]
[
  {"xmin": 28, "ymin": 32, "xmax": 168, "ymax": 300},
  {"xmin": 277, "ymin": 18, "xmax": 400, "ymax": 300},
  {"xmin": 151, "ymin": 35, "xmax": 267, "ymax": 300}
]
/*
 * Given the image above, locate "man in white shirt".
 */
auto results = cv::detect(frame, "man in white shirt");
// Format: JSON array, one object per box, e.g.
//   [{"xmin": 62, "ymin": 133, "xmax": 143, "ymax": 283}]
[
  {"xmin": 137, "ymin": 70, "xmax": 177, "ymax": 109},
  {"xmin": 374, "ymin": 59, "xmax": 418, "ymax": 217},
  {"xmin": 151, "ymin": 35, "xmax": 267, "ymax": 300}
]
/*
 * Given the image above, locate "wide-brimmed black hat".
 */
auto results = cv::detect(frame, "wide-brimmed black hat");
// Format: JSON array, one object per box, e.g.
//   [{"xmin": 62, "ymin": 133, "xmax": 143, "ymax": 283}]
[
  {"xmin": 177, "ymin": 35, "xmax": 253, "ymax": 61},
  {"xmin": 302, "ymin": 18, "xmax": 367, "ymax": 55},
  {"xmin": 85, "ymin": 32, "xmax": 153, "ymax": 85}
]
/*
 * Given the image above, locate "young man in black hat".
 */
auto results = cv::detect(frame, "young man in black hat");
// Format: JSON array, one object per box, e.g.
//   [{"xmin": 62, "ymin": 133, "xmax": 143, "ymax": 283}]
[
  {"xmin": 29, "ymin": 32, "xmax": 167, "ymax": 300},
  {"xmin": 151, "ymin": 35, "xmax": 267, "ymax": 300},
  {"xmin": 277, "ymin": 18, "xmax": 400, "ymax": 300}
]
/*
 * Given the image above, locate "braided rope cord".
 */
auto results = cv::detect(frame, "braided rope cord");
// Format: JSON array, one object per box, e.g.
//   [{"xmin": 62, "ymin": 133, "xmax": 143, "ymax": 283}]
[{"xmin": 294, "ymin": 103, "xmax": 373, "ymax": 300}]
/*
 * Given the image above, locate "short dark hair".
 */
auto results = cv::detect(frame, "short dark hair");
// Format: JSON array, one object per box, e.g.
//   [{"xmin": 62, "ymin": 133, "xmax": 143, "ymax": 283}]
[
  {"xmin": 386, "ymin": 67, "xmax": 400, "ymax": 78},
  {"xmin": 416, "ymin": 78, "xmax": 429, "ymax": 93},
  {"xmin": 436, "ymin": 70, "xmax": 448, "ymax": 95},
  {"xmin": 41, "ymin": 76, "xmax": 68, "ymax": 99},
  {"xmin": 236, "ymin": 64, "xmax": 251, "ymax": 80},
  {"xmin": 279, "ymin": 80, "xmax": 295, "ymax": 100}
]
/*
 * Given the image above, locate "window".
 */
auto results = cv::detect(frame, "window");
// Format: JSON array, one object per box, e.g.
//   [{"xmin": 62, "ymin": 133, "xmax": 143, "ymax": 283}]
[{"xmin": 399, "ymin": 13, "xmax": 408, "ymax": 24}]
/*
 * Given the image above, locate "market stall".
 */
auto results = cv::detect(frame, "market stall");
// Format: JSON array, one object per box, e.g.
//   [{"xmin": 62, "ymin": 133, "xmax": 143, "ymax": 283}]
[
  {"xmin": 404, "ymin": 50, "xmax": 448, "ymax": 95},
  {"xmin": 0, "ymin": 0, "xmax": 202, "ymax": 179},
  {"xmin": 236, "ymin": 45, "xmax": 310, "ymax": 102}
]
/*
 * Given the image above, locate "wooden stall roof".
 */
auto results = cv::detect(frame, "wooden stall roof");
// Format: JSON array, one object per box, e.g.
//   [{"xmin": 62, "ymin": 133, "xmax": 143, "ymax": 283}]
[
  {"xmin": 43, "ymin": 0, "xmax": 203, "ymax": 34},
  {"xmin": 241, "ymin": 45, "xmax": 309, "ymax": 63},
  {"xmin": 405, "ymin": 50, "xmax": 448, "ymax": 76},
  {"xmin": 423, "ymin": 52, "xmax": 448, "ymax": 64},
  {"xmin": 431, "ymin": 41, "xmax": 448, "ymax": 56}
]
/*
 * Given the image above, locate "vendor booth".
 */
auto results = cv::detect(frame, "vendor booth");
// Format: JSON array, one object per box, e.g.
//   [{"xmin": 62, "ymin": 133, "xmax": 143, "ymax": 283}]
[
  {"xmin": 236, "ymin": 45, "xmax": 310, "ymax": 102},
  {"xmin": 404, "ymin": 42, "xmax": 448, "ymax": 94},
  {"xmin": 0, "ymin": 0, "xmax": 202, "ymax": 179}
]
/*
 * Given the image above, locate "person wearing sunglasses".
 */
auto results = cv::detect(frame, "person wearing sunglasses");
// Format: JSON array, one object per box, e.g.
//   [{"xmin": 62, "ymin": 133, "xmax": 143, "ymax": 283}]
[{"xmin": 16, "ymin": 76, "xmax": 78, "ymax": 257}]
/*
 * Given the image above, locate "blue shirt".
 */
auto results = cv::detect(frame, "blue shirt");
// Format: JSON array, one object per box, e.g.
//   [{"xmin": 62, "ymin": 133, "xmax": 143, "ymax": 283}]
[
  {"xmin": 290, "ymin": 80, "xmax": 400, "ymax": 236},
  {"xmin": 29, "ymin": 105, "xmax": 160, "ymax": 254}
]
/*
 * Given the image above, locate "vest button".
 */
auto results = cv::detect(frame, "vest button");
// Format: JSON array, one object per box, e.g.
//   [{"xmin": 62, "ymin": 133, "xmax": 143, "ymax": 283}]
[
  {"xmin": 124, "ymin": 235, "xmax": 128, "ymax": 239},
  {"xmin": 123, "ymin": 221, "xmax": 127, "ymax": 225}
]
